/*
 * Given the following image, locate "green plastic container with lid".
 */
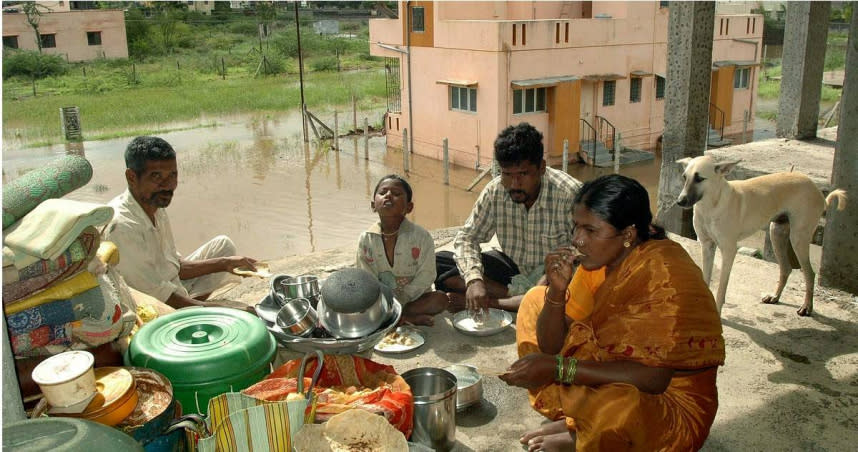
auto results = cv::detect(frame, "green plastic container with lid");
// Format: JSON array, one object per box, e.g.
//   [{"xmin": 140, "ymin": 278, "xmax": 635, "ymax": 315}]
[
  {"xmin": 126, "ymin": 307, "xmax": 276, "ymax": 415},
  {"xmin": 3, "ymin": 418, "xmax": 143, "ymax": 451}
]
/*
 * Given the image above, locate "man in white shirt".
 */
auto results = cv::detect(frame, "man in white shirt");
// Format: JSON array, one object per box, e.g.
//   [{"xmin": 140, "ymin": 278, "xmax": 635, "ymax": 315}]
[{"xmin": 105, "ymin": 136, "xmax": 257, "ymax": 312}]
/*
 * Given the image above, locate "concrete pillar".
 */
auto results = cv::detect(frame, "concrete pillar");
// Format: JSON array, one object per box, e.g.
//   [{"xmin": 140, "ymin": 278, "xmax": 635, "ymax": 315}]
[
  {"xmin": 2, "ymin": 315, "xmax": 26, "ymax": 424},
  {"xmin": 655, "ymin": 1, "xmax": 715, "ymax": 238},
  {"xmin": 820, "ymin": 11, "xmax": 858, "ymax": 293},
  {"xmin": 776, "ymin": 1, "xmax": 831, "ymax": 139}
]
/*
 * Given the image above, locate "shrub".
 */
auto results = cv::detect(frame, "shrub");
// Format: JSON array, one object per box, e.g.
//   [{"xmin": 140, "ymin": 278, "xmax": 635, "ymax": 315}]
[
  {"xmin": 310, "ymin": 56, "xmax": 338, "ymax": 72},
  {"xmin": 2, "ymin": 50, "xmax": 68, "ymax": 79}
]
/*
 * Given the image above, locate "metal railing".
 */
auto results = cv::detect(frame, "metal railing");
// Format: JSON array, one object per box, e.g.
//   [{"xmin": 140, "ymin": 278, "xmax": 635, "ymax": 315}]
[
  {"xmin": 579, "ymin": 118, "xmax": 597, "ymax": 166},
  {"xmin": 595, "ymin": 115, "xmax": 616, "ymax": 158},
  {"xmin": 709, "ymin": 103, "xmax": 725, "ymax": 140}
]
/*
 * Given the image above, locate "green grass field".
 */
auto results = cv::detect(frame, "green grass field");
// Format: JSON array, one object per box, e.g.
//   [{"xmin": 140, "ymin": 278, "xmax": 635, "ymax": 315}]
[{"xmin": 3, "ymin": 68, "xmax": 387, "ymax": 147}]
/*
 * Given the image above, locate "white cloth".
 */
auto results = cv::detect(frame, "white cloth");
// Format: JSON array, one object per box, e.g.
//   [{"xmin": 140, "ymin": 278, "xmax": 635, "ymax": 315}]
[
  {"xmin": 104, "ymin": 189, "xmax": 238, "ymax": 302},
  {"xmin": 3, "ymin": 199, "xmax": 113, "ymax": 267},
  {"xmin": 355, "ymin": 218, "xmax": 436, "ymax": 303}
]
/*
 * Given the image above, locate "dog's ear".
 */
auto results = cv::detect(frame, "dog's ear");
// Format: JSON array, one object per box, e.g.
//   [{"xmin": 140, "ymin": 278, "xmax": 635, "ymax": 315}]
[
  {"xmin": 714, "ymin": 160, "xmax": 742, "ymax": 175},
  {"xmin": 676, "ymin": 157, "xmax": 692, "ymax": 169}
]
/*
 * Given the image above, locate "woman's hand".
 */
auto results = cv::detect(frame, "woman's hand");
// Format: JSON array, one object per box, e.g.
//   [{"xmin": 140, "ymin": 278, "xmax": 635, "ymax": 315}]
[
  {"xmin": 544, "ymin": 247, "xmax": 577, "ymax": 295},
  {"xmin": 499, "ymin": 353, "xmax": 557, "ymax": 390}
]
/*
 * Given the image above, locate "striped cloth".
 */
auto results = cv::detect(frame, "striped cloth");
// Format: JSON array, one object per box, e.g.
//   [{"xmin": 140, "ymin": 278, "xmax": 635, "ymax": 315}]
[{"xmin": 196, "ymin": 392, "xmax": 307, "ymax": 452}]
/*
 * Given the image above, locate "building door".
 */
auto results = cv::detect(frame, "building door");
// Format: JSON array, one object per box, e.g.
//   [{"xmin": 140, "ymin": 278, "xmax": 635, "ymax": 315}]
[
  {"xmin": 548, "ymin": 81, "xmax": 581, "ymax": 159},
  {"xmin": 709, "ymin": 67, "xmax": 734, "ymax": 130},
  {"xmin": 579, "ymin": 81, "xmax": 596, "ymax": 150}
]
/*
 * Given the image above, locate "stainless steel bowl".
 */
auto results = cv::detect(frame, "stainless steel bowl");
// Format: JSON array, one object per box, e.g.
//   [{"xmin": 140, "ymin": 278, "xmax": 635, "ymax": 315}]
[
  {"xmin": 267, "ymin": 295, "xmax": 402, "ymax": 354},
  {"xmin": 275, "ymin": 297, "xmax": 317, "ymax": 337},
  {"xmin": 317, "ymin": 291, "xmax": 389, "ymax": 339},
  {"xmin": 280, "ymin": 275, "xmax": 320, "ymax": 299},
  {"xmin": 443, "ymin": 364, "xmax": 483, "ymax": 411}
]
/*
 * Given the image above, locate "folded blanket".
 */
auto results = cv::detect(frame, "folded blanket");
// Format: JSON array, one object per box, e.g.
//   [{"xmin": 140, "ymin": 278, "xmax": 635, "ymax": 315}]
[
  {"xmin": 4, "ymin": 271, "xmax": 99, "ymax": 315},
  {"xmin": 8, "ymin": 269, "xmax": 137, "ymax": 357},
  {"xmin": 6, "ymin": 300, "xmax": 77, "ymax": 336},
  {"xmin": 2, "ymin": 228, "xmax": 100, "ymax": 303},
  {"xmin": 11, "ymin": 324, "xmax": 73, "ymax": 355},
  {"xmin": 3, "ymin": 154, "xmax": 92, "ymax": 230},
  {"xmin": 3, "ymin": 199, "xmax": 113, "ymax": 265}
]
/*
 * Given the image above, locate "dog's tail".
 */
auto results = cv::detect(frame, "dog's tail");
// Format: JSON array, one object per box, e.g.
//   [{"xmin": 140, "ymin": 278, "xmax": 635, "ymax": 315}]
[{"xmin": 825, "ymin": 189, "xmax": 848, "ymax": 211}]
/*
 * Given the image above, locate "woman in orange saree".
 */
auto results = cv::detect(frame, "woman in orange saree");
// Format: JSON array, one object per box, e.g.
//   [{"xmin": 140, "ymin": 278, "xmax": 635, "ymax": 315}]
[{"xmin": 501, "ymin": 174, "xmax": 725, "ymax": 451}]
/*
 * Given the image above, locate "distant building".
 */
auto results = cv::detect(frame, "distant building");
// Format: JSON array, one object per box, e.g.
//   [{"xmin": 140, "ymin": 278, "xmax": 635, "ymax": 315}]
[
  {"xmin": 187, "ymin": 1, "xmax": 214, "ymax": 16},
  {"xmin": 2, "ymin": 1, "xmax": 128, "ymax": 62},
  {"xmin": 313, "ymin": 20, "xmax": 340, "ymax": 35},
  {"xmin": 370, "ymin": 1, "xmax": 763, "ymax": 167}
]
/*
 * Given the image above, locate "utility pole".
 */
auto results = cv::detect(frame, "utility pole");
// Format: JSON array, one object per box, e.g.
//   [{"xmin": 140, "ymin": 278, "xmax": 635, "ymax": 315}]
[{"xmin": 295, "ymin": 1, "xmax": 308, "ymax": 143}]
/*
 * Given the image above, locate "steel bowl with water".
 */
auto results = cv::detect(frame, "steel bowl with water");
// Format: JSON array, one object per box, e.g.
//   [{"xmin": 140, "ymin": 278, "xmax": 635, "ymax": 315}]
[{"xmin": 443, "ymin": 364, "xmax": 483, "ymax": 411}]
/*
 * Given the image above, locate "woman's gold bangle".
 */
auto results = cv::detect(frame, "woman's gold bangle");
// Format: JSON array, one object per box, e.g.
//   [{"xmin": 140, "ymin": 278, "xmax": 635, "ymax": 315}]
[{"xmin": 544, "ymin": 287, "xmax": 566, "ymax": 307}]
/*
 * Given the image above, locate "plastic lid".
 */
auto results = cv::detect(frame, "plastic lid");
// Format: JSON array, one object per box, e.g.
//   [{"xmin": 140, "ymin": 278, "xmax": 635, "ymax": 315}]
[
  {"xmin": 127, "ymin": 307, "xmax": 276, "ymax": 386},
  {"xmin": 32, "ymin": 351, "xmax": 94, "ymax": 386},
  {"xmin": 320, "ymin": 268, "xmax": 381, "ymax": 313},
  {"xmin": 3, "ymin": 418, "xmax": 143, "ymax": 451}
]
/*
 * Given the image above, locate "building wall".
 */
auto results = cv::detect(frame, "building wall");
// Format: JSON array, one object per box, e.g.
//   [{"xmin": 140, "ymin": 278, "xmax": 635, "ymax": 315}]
[
  {"xmin": 187, "ymin": 1, "xmax": 214, "ymax": 16},
  {"xmin": 371, "ymin": 2, "xmax": 761, "ymax": 165},
  {"xmin": 2, "ymin": 9, "xmax": 128, "ymax": 62}
]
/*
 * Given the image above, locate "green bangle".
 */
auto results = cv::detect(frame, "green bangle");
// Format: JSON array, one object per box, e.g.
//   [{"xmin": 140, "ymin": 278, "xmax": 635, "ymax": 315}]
[
  {"xmin": 563, "ymin": 356, "xmax": 578, "ymax": 384},
  {"xmin": 555, "ymin": 354, "xmax": 565, "ymax": 382}
]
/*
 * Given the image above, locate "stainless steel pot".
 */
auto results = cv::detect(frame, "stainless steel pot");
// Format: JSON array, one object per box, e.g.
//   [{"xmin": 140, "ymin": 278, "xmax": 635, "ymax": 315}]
[
  {"xmin": 280, "ymin": 275, "xmax": 320, "ymax": 299},
  {"xmin": 402, "ymin": 367, "xmax": 457, "ymax": 452},
  {"xmin": 317, "ymin": 291, "xmax": 389, "ymax": 339}
]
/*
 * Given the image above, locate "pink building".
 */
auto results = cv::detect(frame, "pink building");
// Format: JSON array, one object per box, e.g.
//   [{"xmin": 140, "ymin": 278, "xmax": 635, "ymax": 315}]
[
  {"xmin": 370, "ymin": 1, "xmax": 762, "ymax": 167},
  {"xmin": 2, "ymin": 1, "xmax": 128, "ymax": 62}
]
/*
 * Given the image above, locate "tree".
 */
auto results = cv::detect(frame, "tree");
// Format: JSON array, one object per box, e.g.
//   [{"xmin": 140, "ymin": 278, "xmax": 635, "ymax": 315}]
[
  {"xmin": 20, "ymin": 2, "xmax": 51, "ymax": 53},
  {"xmin": 2, "ymin": 49, "xmax": 67, "ymax": 95},
  {"xmin": 152, "ymin": 2, "xmax": 188, "ymax": 54}
]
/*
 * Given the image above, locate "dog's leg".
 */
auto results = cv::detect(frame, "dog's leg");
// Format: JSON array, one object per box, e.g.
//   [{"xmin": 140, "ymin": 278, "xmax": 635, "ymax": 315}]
[
  {"xmin": 715, "ymin": 243, "xmax": 738, "ymax": 314},
  {"xmin": 790, "ymin": 231, "xmax": 816, "ymax": 317},
  {"xmin": 763, "ymin": 221, "xmax": 793, "ymax": 306},
  {"xmin": 700, "ymin": 237, "xmax": 717, "ymax": 286}
]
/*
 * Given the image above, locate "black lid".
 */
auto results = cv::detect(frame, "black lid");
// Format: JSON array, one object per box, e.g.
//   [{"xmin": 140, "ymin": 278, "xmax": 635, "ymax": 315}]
[{"xmin": 320, "ymin": 268, "xmax": 381, "ymax": 313}]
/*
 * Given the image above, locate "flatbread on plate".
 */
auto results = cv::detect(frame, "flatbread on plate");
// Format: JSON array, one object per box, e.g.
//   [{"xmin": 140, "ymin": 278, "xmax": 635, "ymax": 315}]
[{"xmin": 293, "ymin": 408, "xmax": 408, "ymax": 452}]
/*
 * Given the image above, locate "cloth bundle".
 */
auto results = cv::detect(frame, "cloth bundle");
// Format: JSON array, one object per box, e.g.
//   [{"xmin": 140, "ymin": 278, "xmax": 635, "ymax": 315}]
[
  {"xmin": 2, "ymin": 154, "xmax": 92, "ymax": 229},
  {"xmin": 2, "ymin": 169, "xmax": 136, "ymax": 358},
  {"xmin": 2, "ymin": 226, "xmax": 100, "ymax": 304},
  {"xmin": 243, "ymin": 355, "xmax": 414, "ymax": 437},
  {"xmin": 4, "ymin": 199, "xmax": 113, "ymax": 265}
]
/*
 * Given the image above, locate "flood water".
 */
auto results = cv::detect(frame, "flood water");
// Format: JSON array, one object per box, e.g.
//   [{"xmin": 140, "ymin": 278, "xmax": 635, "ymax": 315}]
[{"xmin": 2, "ymin": 110, "xmax": 668, "ymax": 261}]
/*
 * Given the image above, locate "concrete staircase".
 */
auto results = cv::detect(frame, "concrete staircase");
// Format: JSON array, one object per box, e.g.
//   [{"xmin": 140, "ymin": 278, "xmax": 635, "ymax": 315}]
[
  {"xmin": 707, "ymin": 125, "xmax": 732, "ymax": 148},
  {"xmin": 579, "ymin": 141, "xmax": 655, "ymax": 168},
  {"xmin": 578, "ymin": 140, "xmax": 614, "ymax": 166}
]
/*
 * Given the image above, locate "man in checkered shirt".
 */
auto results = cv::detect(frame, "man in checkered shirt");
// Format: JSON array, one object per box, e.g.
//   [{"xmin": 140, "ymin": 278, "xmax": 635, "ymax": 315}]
[{"xmin": 436, "ymin": 123, "xmax": 582, "ymax": 312}]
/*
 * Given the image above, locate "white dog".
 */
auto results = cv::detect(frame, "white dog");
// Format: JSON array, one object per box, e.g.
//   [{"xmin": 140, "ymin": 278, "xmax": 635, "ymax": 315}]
[{"xmin": 676, "ymin": 156, "xmax": 846, "ymax": 316}]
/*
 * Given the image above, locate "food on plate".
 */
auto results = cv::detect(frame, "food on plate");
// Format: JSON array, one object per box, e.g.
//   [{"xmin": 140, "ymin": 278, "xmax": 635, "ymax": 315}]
[
  {"xmin": 457, "ymin": 315, "xmax": 504, "ymax": 330},
  {"xmin": 293, "ymin": 409, "xmax": 408, "ymax": 452},
  {"xmin": 378, "ymin": 331, "xmax": 416, "ymax": 349}
]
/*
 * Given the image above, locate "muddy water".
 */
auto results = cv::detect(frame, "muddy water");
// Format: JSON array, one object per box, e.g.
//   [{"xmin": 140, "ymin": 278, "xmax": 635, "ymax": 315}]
[{"xmin": 2, "ymin": 111, "xmax": 667, "ymax": 261}]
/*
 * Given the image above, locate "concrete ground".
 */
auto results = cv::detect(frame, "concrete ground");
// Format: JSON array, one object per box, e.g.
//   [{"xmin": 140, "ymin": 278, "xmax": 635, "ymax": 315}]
[{"xmin": 224, "ymin": 226, "xmax": 858, "ymax": 451}]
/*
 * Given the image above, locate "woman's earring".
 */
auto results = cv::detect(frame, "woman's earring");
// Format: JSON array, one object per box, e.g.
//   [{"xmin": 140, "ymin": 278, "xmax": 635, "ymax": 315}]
[{"xmin": 623, "ymin": 240, "xmax": 631, "ymax": 248}]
